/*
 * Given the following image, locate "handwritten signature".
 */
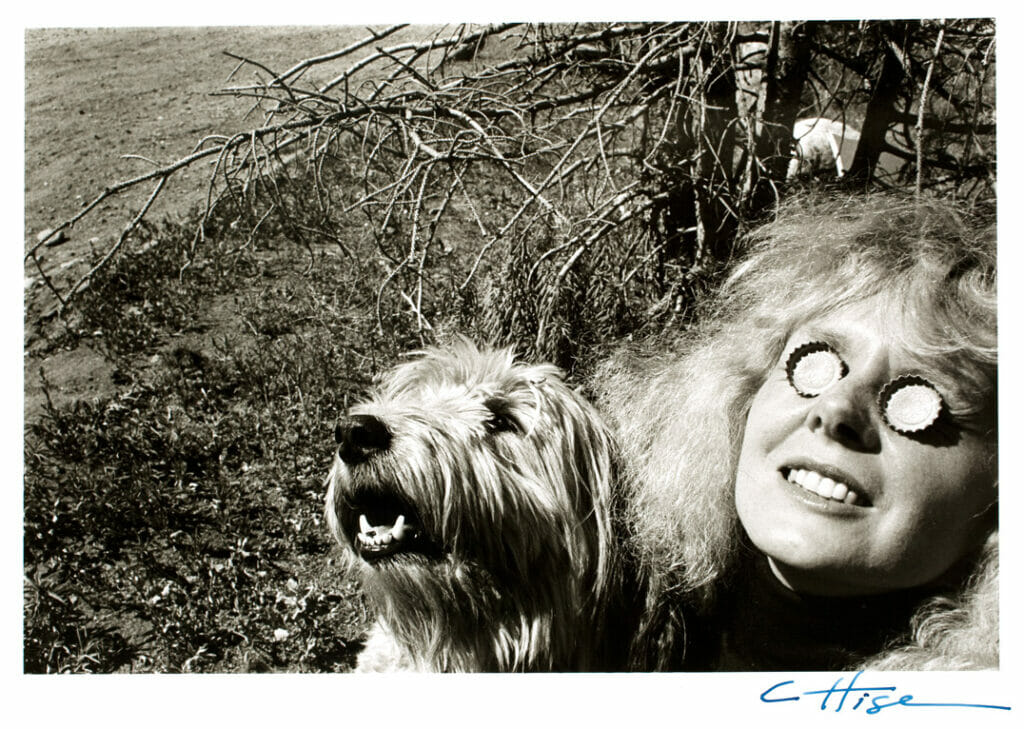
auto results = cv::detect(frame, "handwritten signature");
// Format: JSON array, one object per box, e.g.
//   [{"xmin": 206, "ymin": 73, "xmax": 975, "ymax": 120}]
[{"xmin": 760, "ymin": 671, "xmax": 1011, "ymax": 715}]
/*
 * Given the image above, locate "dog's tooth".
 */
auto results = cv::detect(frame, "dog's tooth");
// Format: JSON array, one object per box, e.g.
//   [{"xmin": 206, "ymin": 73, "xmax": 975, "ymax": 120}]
[
  {"xmin": 391, "ymin": 515, "xmax": 406, "ymax": 540},
  {"xmin": 844, "ymin": 490, "xmax": 859, "ymax": 506},
  {"xmin": 831, "ymin": 482, "xmax": 849, "ymax": 502},
  {"xmin": 359, "ymin": 514, "xmax": 372, "ymax": 535},
  {"xmin": 816, "ymin": 477, "xmax": 836, "ymax": 499}
]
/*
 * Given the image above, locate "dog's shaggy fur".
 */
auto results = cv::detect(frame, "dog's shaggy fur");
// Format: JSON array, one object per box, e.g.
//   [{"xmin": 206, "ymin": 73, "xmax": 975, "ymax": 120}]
[{"xmin": 325, "ymin": 340, "xmax": 632, "ymax": 672}]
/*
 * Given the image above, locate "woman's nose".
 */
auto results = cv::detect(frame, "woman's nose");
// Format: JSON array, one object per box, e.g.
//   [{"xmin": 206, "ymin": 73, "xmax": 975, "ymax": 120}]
[{"xmin": 805, "ymin": 378, "xmax": 882, "ymax": 451}]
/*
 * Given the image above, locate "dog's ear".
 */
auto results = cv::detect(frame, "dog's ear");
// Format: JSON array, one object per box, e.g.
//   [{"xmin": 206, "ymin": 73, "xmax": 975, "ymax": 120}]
[{"xmin": 483, "ymin": 395, "xmax": 522, "ymax": 433}]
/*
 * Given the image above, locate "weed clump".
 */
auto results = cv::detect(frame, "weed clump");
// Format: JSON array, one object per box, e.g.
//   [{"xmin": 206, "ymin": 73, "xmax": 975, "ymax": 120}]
[{"xmin": 23, "ymin": 204, "xmax": 401, "ymax": 672}]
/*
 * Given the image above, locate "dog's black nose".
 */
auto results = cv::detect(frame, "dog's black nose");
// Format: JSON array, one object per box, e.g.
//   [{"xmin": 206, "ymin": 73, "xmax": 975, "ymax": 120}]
[{"xmin": 335, "ymin": 414, "xmax": 391, "ymax": 463}]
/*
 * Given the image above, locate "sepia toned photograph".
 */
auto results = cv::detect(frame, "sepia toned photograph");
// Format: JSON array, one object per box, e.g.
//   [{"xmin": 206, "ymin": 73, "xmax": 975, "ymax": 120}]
[{"xmin": 21, "ymin": 15, "xmax": 1012, "ymax": 720}]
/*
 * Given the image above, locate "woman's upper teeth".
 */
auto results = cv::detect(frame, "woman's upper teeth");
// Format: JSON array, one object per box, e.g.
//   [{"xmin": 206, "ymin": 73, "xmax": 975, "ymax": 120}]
[{"xmin": 787, "ymin": 467, "xmax": 859, "ymax": 505}]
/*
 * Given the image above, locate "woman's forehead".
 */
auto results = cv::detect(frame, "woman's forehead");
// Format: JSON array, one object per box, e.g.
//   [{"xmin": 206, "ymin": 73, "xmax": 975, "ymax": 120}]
[
  {"xmin": 792, "ymin": 299, "xmax": 949, "ymax": 367},
  {"xmin": 792, "ymin": 297, "xmax": 899, "ymax": 348}
]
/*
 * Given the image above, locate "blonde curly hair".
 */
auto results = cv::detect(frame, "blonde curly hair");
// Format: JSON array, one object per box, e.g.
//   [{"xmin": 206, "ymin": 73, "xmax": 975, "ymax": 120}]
[{"xmin": 596, "ymin": 193, "xmax": 997, "ymax": 670}]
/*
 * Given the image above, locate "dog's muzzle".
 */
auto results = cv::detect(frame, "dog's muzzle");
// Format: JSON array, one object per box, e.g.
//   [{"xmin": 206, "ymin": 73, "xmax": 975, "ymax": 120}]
[{"xmin": 332, "ymin": 414, "xmax": 437, "ymax": 563}]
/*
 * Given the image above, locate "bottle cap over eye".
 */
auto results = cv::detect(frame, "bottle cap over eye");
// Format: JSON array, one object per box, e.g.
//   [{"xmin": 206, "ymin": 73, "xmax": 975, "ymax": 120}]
[
  {"xmin": 786, "ymin": 342, "xmax": 847, "ymax": 397},
  {"xmin": 879, "ymin": 375, "xmax": 944, "ymax": 433}
]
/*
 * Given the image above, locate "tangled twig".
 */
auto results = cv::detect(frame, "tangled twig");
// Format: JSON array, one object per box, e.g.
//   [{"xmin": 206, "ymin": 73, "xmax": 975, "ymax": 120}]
[{"xmin": 28, "ymin": 20, "xmax": 995, "ymax": 343}]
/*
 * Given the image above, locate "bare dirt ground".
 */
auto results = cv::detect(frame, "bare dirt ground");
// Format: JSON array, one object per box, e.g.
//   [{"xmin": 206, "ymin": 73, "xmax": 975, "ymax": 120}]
[
  {"xmin": 23, "ymin": 25, "xmax": 423, "ymax": 415},
  {"xmin": 25, "ymin": 26, "xmax": 410, "ymax": 297}
]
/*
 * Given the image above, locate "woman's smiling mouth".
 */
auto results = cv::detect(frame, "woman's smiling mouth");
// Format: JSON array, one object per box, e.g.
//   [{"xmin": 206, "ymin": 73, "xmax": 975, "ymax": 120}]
[{"xmin": 780, "ymin": 465, "xmax": 873, "ymax": 507}]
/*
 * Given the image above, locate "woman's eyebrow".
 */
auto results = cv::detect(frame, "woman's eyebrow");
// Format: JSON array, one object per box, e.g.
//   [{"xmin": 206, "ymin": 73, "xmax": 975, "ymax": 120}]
[
  {"xmin": 902, "ymin": 362, "xmax": 977, "ymax": 411},
  {"xmin": 792, "ymin": 324, "xmax": 855, "ymax": 353}
]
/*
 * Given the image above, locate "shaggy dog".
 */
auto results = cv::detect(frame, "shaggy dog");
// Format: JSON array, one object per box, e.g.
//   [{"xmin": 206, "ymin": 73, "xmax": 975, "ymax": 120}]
[{"xmin": 325, "ymin": 340, "xmax": 633, "ymax": 672}]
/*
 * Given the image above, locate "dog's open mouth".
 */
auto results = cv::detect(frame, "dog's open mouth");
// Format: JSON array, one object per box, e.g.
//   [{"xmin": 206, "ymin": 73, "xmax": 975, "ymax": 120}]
[
  {"xmin": 341, "ymin": 490, "xmax": 439, "ymax": 563},
  {"xmin": 356, "ymin": 513, "xmax": 420, "ymax": 560}
]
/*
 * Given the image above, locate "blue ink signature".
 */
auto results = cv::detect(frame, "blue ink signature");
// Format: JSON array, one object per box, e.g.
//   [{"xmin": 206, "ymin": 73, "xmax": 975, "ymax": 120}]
[{"xmin": 760, "ymin": 671, "xmax": 1011, "ymax": 715}]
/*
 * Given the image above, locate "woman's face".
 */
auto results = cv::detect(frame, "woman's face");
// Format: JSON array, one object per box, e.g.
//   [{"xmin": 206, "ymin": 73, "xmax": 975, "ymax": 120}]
[{"xmin": 734, "ymin": 296, "xmax": 996, "ymax": 596}]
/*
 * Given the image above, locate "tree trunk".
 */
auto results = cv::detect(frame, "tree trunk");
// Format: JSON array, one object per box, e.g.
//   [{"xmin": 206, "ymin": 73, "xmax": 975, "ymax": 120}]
[
  {"xmin": 691, "ymin": 23, "xmax": 738, "ymax": 266},
  {"xmin": 759, "ymin": 21, "xmax": 812, "ymax": 181},
  {"xmin": 735, "ymin": 21, "xmax": 811, "ymax": 219},
  {"xmin": 847, "ymin": 21, "xmax": 909, "ymax": 183}
]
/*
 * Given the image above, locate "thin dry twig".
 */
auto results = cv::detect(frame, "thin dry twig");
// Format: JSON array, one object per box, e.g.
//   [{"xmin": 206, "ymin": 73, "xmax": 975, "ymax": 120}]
[{"xmin": 916, "ymin": 21, "xmax": 946, "ymax": 196}]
